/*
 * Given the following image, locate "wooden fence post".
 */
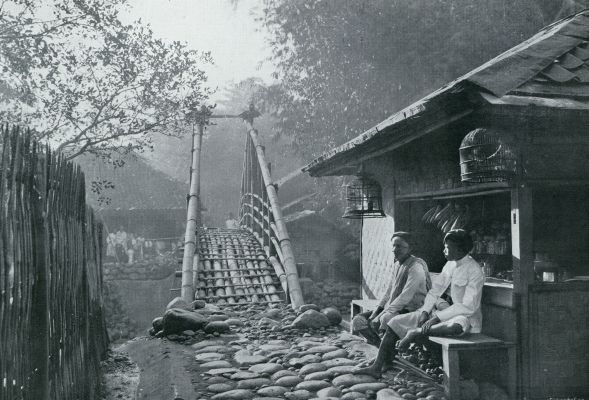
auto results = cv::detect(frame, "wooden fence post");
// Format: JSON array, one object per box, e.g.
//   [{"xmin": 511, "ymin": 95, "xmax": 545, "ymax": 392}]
[{"xmin": 30, "ymin": 143, "xmax": 49, "ymax": 400}]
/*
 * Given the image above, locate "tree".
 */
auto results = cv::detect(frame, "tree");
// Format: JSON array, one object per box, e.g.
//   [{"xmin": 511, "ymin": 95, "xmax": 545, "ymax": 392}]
[
  {"xmin": 256, "ymin": 0, "xmax": 588, "ymax": 160},
  {"xmin": 0, "ymin": 0, "xmax": 212, "ymax": 161}
]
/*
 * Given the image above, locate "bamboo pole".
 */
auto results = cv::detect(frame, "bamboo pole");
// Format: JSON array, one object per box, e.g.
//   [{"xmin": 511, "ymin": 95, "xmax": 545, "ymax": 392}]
[
  {"xmin": 181, "ymin": 109, "xmax": 206, "ymax": 302},
  {"xmin": 244, "ymin": 120, "xmax": 305, "ymax": 309}
]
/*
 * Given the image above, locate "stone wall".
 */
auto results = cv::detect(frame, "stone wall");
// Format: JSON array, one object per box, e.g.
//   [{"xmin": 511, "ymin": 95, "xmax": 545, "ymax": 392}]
[
  {"xmin": 103, "ymin": 256, "xmax": 177, "ymax": 340},
  {"xmin": 299, "ymin": 278, "xmax": 361, "ymax": 316}
]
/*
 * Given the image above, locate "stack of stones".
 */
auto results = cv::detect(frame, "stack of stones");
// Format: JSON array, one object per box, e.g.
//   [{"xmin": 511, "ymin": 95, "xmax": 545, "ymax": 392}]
[
  {"xmin": 150, "ymin": 300, "xmax": 448, "ymax": 400},
  {"xmin": 103, "ymin": 255, "xmax": 177, "ymax": 281}
]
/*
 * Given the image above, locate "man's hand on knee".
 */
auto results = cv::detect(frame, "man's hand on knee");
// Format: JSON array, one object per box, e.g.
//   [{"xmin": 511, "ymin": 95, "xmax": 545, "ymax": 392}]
[{"xmin": 417, "ymin": 311, "xmax": 429, "ymax": 327}]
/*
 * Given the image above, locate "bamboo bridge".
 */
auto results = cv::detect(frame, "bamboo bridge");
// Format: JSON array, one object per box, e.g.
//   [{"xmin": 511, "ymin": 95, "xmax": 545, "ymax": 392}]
[{"xmin": 174, "ymin": 105, "xmax": 305, "ymax": 309}]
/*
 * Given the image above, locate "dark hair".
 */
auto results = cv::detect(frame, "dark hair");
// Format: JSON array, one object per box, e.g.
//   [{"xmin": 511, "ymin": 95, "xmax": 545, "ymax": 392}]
[
  {"xmin": 391, "ymin": 231, "xmax": 412, "ymax": 245},
  {"xmin": 444, "ymin": 229, "xmax": 473, "ymax": 253}
]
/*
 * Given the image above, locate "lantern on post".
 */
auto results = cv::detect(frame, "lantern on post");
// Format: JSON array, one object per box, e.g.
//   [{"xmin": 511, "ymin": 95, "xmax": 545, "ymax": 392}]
[
  {"xmin": 342, "ymin": 170, "xmax": 385, "ymax": 219},
  {"xmin": 459, "ymin": 127, "xmax": 517, "ymax": 183}
]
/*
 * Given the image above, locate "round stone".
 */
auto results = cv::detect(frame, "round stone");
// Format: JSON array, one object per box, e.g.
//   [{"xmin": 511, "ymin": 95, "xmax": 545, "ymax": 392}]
[
  {"xmin": 348, "ymin": 382, "xmax": 388, "ymax": 393},
  {"xmin": 236, "ymin": 378, "xmax": 272, "ymax": 389},
  {"xmin": 294, "ymin": 380, "xmax": 331, "ymax": 391},
  {"xmin": 284, "ymin": 389, "xmax": 312, "ymax": 400},
  {"xmin": 298, "ymin": 304, "xmax": 320, "ymax": 313},
  {"xmin": 304, "ymin": 345, "xmax": 339, "ymax": 354},
  {"xmin": 341, "ymin": 391, "xmax": 369, "ymax": 399},
  {"xmin": 316, "ymin": 386, "xmax": 342, "ymax": 398},
  {"xmin": 271, "ymin": 369, "xmax": 298, "ymax": 381},
  {"xmin": 322, "ymin": 349, "xmax": 348, "ymax": 360},
  {"xmin": 256, "ymin": 386, "xmax": 289, "ymax": 397},
  {"xmin": 299, "ymin": 363, "xmax": 327, "ymax": 376},
  {"xmin": 195, "ymin": 352, "xmax": 224, "ymax": 362},
  {"xmin": 205, "ymin": 321, "xmax": 231, "ymax": 334},
  {"xmin": 326, "ymin": 365, "xmax": 356, "ymax": 377},
  {"xmin": 322, "ymin": 358, "xmax": 357, "ymax": 368},
  {"xmin": 207, "ymin": 383, "xmax": 235, "ymax": 393},
  {"xmin": 275, "ymin": 375, "xmax": 303, "ymax": 387},
  {"xmin": 200, "ymin": 360, "xmax": 233, "ymax": 369},
  {"xmin": 321, "ymin": 307, "xmax": 342, "ymax": 325},
  {"xmin": 332, "ymin": 374, "xmax": 377, "ymax": 388},
  {"xmin": 304, "ymin": 370, "xmax": 332, "ymax": 381},
  {"xmin": 192, "ymin": 340, "xmax": 226, "ymax": 350},
  {"xmin": 230, "ymin": 371, "xmax": 261, "ymax": 380},
  {"xmin": 209, "ymin": 314, "xmax": 229, "ymax": 321},
  {"xmin": 248, "ymin": 363, "xmax": 283, "ymax": 375},
  {"xmin": 206, "ymin": 368, "xmax": 239, "ymax": 375},
  {"xmin": 211, "ymin": 389, "xmax": 255, "ymax": 400},
  {"xmin": 225, "ymin": 318, "xmax": 244, "ymax": 326}
]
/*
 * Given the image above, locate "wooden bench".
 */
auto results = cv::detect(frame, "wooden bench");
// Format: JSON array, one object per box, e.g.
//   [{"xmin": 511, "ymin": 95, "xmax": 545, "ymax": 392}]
[
  {"xmin": 350, "ymin": 300, "xmax": 515, "ymax": 399},
  {"xmin": 428, "ymin": 334, "xmax": 516, "ymax": 400}
]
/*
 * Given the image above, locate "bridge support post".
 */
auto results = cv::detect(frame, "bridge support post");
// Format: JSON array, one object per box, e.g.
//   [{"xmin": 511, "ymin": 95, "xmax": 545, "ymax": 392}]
[
  {"xmin": 244, "ymin": 120, "xmax": 305, "ymax": 309},
  {"xmin": 181, "ymin": 106, "xmax": 209, "ymax": 303}
]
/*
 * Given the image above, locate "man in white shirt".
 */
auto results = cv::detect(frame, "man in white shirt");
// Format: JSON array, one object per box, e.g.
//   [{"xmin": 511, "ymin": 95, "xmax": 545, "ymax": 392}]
[
  {"xmin": 354, "ymin": 229, "xmax": 484, "ymax": 378},
  {"xmin": 351, "ymin": 232, "xmax": 431, "ymax": 347}
]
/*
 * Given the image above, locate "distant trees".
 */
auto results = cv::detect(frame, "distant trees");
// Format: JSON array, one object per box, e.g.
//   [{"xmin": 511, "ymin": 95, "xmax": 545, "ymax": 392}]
[
  {"xmin": 0, "ymin": 0, "xmax": 212, "ymax": 160},
  {"xmin": 256, "ymin": 0, "xmax": 589, "ymax": 160}
]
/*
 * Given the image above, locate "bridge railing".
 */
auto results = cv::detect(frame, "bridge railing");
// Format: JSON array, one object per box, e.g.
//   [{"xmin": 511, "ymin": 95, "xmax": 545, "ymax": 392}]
[{"xmin": 239, "ymin": 121, "xmax": 304, "ymax": 308}]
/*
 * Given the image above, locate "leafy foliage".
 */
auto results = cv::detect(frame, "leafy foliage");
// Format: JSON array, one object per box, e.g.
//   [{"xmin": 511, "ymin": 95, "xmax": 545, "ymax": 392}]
[
  {"xmin": 0, "ymin": 0, "xmax": 212, "ymax": 160},
  {"xmin": 257, "ymin": 0, "xmax": 589, "ymax": 160}
]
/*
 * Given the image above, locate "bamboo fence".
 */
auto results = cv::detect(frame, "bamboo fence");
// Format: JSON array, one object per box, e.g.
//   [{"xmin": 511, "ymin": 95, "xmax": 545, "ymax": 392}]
[{"xmin": 0, "ymin": 126, "xmax": 108, "ymax": 400}]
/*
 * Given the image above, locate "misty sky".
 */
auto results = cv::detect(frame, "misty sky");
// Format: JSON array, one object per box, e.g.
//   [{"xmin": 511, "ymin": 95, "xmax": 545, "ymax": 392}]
[{"xmin": 126, "ymin": 0, "xmax": 274, "ymax": 98}]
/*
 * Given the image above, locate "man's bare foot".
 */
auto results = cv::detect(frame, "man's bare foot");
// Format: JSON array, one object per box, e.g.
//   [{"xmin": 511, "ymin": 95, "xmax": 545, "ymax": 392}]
[
  {"xmin": 352, "ymin": 365, "xmax": 382, "ymax": 379},
  {"xmin": 398, "ymin": 328, "xmax": 422, "ymax": 350}
]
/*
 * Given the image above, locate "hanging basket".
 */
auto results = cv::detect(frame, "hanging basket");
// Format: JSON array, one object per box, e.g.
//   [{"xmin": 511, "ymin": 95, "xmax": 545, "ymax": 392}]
[
  {"xmin": 459, "ymin": 127, "xmax": 517, "ymax": 183},
  {"xmin": 342, "ymin": 175, "xmax": 385, "ymax": 219}
]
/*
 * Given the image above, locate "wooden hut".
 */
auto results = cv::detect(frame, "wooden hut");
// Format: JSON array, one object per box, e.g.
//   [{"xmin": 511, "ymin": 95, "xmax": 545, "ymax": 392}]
[
  {"xmin": 304, "ymin": 11, "xmax": 589, "ymax": 400},
  {"xmin": 78, "ymin": 154, "xmax": 187, "ymax": 240}
]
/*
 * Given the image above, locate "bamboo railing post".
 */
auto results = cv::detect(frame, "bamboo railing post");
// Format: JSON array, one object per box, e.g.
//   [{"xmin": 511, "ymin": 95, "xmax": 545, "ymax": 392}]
[
  {"xmin": 242, "ymin": 117, "xmax": 304, "ymax": 309},
  {"xmin": 181, "ymin": 105, "xmax": 208, "ymax": 302}
]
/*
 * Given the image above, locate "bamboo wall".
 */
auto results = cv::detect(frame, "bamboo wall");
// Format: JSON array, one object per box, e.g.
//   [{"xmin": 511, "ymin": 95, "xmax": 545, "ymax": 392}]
[{"xmin": 0, "ymin": 126, "xmax": 108, "ymax": 400}]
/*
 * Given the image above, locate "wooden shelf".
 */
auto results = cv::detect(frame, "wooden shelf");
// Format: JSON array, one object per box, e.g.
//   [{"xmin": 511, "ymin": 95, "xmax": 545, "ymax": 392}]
[{"xmin": 396, "ymin": 182, "xmax": 510, "ymax": 201}]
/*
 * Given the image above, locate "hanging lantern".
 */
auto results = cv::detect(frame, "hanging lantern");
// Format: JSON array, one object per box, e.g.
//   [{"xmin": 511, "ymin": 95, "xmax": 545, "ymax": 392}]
[
  {"xmin": 459, "ymin": 127, "xmax": 517, "ymax": 183},
  {"xmin": 342, "ymin": 174, "xmax": 386, "ymax": 219}
]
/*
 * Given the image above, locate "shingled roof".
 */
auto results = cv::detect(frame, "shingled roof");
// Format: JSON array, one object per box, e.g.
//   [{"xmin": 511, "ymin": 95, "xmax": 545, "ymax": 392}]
[{"xmin": 304, "ymin": 10, "xmax": 589, "ymax": 177}]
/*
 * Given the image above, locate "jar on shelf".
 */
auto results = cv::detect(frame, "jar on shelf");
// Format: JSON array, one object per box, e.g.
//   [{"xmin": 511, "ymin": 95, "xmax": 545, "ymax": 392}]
[{"xmin": 482, "ymin": 261, "xmax": 493, "ymax": 277}]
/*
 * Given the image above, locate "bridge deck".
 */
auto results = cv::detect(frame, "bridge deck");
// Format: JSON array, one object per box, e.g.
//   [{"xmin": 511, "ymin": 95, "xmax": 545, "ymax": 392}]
[{"xmin": 192, "ymin": 227, "xmax": 285, "ymax": 305}]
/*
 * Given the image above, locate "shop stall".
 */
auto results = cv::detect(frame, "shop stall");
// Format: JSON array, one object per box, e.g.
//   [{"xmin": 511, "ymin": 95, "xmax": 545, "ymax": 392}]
[{"xmin": 304, "ymin": 11, "xmax": 589, "ymax": 399}]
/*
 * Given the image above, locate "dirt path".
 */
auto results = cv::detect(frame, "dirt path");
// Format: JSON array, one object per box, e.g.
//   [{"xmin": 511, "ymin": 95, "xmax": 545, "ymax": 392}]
[
  {"xmin": 123, "ymin": 337, "xmax": 198, "ymax": 400},
  {"xmin": 100, "ymin": 303, "xmax": 450, "ymax": 400}
]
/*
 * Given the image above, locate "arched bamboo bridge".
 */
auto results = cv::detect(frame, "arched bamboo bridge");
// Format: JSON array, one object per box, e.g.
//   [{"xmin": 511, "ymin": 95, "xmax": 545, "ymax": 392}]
[{"xmin": 175, "ymin": 106, "xmax": 305, "ymax": 308}]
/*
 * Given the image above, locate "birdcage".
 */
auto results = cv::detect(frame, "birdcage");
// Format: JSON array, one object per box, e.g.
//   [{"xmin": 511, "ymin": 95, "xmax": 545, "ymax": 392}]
[
  {"xmin": 459, "ymin": 127, "xmax": 517, "ymax": 183},
  {"xmin": 342, "ymin": 174, "xmax": 385, "ymax": 219}
]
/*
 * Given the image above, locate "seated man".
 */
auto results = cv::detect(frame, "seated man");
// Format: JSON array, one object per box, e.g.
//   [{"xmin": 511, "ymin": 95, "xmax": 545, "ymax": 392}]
[
  {"xmin": 351, "ymin": 231, "xmax": 431, "ymax": 347},
  {"xmin": 355, "ymin": 229, "xmax": 484, "ymax": 377}
]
